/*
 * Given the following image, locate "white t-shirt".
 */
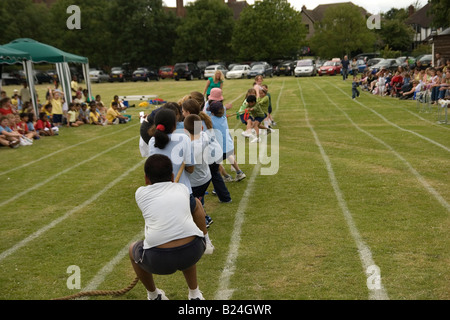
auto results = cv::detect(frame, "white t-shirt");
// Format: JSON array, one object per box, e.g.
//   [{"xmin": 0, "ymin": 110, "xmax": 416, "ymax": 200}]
[
  {"xmin": 149, "ymin": 132, "xmax": 194, "ymax": 193},
  {"xmin": 135, "ymin": 182, "xmax": 204, "ymax": 249},
  {"xmin": 188, "ymin": 131, "xmax": 212, "ymax": 187}
]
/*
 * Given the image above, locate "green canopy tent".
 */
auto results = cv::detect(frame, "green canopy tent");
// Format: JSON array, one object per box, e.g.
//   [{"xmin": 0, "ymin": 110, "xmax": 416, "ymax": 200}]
[
  {"xmin": 0, "ymin": 46, "xmax": 35, "ymax": 112},
  {"xmin": 2, "ymin": 38, "xmax": 92, "ymax": 115}
]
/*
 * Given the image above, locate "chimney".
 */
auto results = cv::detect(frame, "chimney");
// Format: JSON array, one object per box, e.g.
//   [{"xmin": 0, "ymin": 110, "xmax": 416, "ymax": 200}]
[
  {"xmin": 408, "ymin": 5, "xmax": 415, "ymax": 17},
  {"xmin": 176, "ymin": 0, "xmax": 185, "ymax": 17}
]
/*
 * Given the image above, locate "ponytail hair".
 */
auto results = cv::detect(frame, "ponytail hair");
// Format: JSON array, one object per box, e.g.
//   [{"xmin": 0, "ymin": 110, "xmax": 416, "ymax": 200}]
[
  {"xmin": 149, "ymin": 108, "xmax": 176, "ymax": 149},
  {"xmin": 182, "ymin": 98, "xmax": 213, "ymax": 130}
]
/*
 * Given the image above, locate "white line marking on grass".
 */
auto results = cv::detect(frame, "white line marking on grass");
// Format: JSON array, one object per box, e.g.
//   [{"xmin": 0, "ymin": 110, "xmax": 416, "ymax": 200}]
[
  {"xmin": 363, "ymin": 92, "xmax": 450, "ymax": 131},
  {"xmin": 0, "ymin": 135, "xmax": 138, "ymax": 208},
  {"xmin": 77, "ymin": 232, "xmax": 142, "ymax": 299},
  {"xmin": 0, "ymin": 123, "xmax": 138, "ymax": 177},
  {"xmin": 328, "ymin": 81, "xmax": 450, "ymax": 153},
  {"xmin": 215, "ymin": 80, "xmax": 284, "ymax": 300},
  {"xmin": 297, "ymin": 80, "xmax": 389, "ymax": 300},
  {"xmin": 0, "ymin": 159, "xmax": 145, "ymax": 263},
  {"xmin": 313, "ymin": 82, "xmax": 450, "ymax": 213}
]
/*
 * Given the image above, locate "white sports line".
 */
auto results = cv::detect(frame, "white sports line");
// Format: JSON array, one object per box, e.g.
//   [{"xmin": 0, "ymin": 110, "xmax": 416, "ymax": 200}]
[
  {"xmin": 297, "ymin": 80, "xmax": 389, "ymax": 300},
  {"xmin": 0, "ymin": 135, "xmax": 138, "ymax": 208},
  {"xmin": 313, "ymin": 82, "xmax": 450, "ymax": 213},
  {"xmin": 0, "ymin": 158, "xmax": 146, "ymax": 263},
  {"xmin": 0, "ymin": 123, "xmax": 138, "ymax": 177},
  {"xmin": 215, "ymin": 80, "xmax": 284, "ymax": 300},
  {"xmin": 329, "ymin": 82, "xmax": 450, "ymax": 153}
]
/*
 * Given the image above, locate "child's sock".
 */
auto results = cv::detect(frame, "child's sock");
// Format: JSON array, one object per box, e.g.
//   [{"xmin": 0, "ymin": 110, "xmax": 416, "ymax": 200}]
[
  {"xmin": 188, "ymin": 286, "xmax": 204, "ymax": 300},
  {"xmin": 147, "ymin": 288, "xmax": 161, "ymax": 300}
]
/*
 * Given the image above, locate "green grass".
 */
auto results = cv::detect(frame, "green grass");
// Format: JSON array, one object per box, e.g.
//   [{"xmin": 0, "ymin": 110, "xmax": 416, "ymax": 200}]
[{"xmin": 0, "ymin": 76, "xmax": 448, "ymax": 300}]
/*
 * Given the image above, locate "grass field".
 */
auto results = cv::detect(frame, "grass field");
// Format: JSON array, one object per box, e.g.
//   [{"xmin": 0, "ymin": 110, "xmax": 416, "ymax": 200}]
[{"xmin": 0, "ymin": 75, "xmax": 448, "ymax": 300}]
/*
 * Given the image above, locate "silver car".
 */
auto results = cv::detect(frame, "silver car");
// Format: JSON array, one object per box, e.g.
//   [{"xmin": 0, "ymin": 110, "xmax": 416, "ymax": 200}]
[{"xmin": 294, "ymin": 59, "xmax": 316, "ymax": 77}]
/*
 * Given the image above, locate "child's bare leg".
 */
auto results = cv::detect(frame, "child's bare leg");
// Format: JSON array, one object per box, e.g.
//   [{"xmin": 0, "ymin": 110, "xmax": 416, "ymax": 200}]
[
  {"xmin": 192, "ymin": 198, "xmax": 207, "ymax": 235},
  {"xmin": 182, "ymin": 264, "xmax": 198, "ymax": 290},
  {"xmin": 129, "ymin": 243, "xmax": 156, "ymax": 292}
]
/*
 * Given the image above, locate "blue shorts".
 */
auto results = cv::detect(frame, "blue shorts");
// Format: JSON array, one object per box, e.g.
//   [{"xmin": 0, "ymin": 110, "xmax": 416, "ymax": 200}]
[
  {"xmin": 52, "ymin": 114, "xmax": 62, "ymax": 123},
  {"xmin": 132, "ymin": 237, "xmax": 206, "ymax": 275},
  {"xmin": 239, "ymin": 113, "xmax": 247, "ymax": 125},
  {"xmin": 250, "ymin": 115, "xmax": 265, "ymax": 123}
]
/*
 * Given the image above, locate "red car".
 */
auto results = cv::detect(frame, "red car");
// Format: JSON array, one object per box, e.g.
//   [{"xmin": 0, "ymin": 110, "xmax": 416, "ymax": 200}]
[
  {"xmin": 318, "ymin": 60, "xmax": 342, "ymax": 76},
  {"xmin": 158, "ymin": 65, "xmax": 174, "ymax": 79}
]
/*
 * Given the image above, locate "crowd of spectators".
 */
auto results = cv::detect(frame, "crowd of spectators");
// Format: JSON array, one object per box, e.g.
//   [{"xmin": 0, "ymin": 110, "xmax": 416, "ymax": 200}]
[
  {"xmin": 0, "ymin": 77, "xmax": 130, "ymax": 150},
  {"xmin": 354, "ymin": 53, "xmax": 450, "ymax": 105}
]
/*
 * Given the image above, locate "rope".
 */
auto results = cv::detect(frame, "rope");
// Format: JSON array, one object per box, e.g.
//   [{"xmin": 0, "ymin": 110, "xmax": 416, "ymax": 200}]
[
  {"xmin": 52, "ymin": 162, "xmax": 187, "ymax": 300},
  {"xmin": 52, "ymin": 276, "xmax": 139, "ymax": 300}
]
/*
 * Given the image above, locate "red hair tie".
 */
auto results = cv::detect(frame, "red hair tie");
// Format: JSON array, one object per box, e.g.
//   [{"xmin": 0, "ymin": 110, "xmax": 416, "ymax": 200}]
[{"xmin": 156, "ymin": 124, "xmax": 165, "ymax": 132}]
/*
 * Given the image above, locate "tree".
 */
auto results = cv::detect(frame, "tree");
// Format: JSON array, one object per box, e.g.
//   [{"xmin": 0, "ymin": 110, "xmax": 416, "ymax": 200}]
[
  {"xmin": 232, "ymin": 0, "xmax": 306, "ymax": 61},
  {"xmin": 376, "ymin": 19, "xmax": 414, "ymax": 53},
  {"xmin": 173, "ymin": 0, "xmax": 235, "ymax": 62},
  {"xmin": 0, "ymin": 0, "xmax": 51, "ymax": 44},
  {"xmin": 48, "ymin": 0, "xmax": 112, "ymax": 68},
  {"xmin": 107, "ymin": 0, "xmax": 177, "ymax": 68},
  {"xmin": 309, "ymin": 3, "xmax": 376, "ymax": 59},
  {"xmin": 428, "ymin": 0, "xmax": 450, "ymax": 28}
]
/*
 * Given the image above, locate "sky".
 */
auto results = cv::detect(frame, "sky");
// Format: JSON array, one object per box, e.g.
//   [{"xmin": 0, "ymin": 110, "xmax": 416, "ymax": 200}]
[{"xmin": 162, "ymin": 0, "xmax": 427, "ymax": 14}]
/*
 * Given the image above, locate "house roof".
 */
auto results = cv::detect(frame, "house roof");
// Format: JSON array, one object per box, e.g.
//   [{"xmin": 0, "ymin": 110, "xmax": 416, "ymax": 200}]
[
  {"xmin": 406, "ymin": 3, "xmax": 433, "ymax": 28},
  {"xmin": 302, "ymin": 2, "xmax": 367, "ymax": 22}
]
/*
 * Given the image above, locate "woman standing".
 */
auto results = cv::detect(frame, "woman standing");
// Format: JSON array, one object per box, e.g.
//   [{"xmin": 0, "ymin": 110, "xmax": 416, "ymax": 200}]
[{"xmin": 203, "ymin": 70, "xmax": 224, "ymax": 99}]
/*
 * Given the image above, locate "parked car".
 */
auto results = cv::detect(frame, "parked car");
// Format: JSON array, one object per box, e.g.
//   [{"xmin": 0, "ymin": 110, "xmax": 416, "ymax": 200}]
[
  {"xmin": 204, "ymin": 64, "xmax": 228, "ymax": 79},
  {"xmin": 354, "ymin": 52, "xmax": 380, "ymax": 61},
  {"xmin": 173, "ymin": 62, "xmax": 202, "ymax": 81},
  {"xmin": 247, "ymin": 62, "xmax": 273, "ymax": 78},
  {"xmin": 226, "ymin": 64, "xmax": 250, "ymax": 79},
  {"xmin": 275, "ymin": 61, "xmax": 296, "ymax": 76},
  {"xmin": 34, "ymin": 71, "xmax": 53, "ymax": 84},
  {"xmin": 1, "ymin": 73, "xmax": 21, "ymax": 85},
  {"xmin": 109, "ymin": 66, "xmax": 132, "ymax": 82},
  {"xmin": 318, "ymin": 60, "xmax": 341, "ymax": 76},
  {"xmin": 366, "ymin": 58, "xmax": 383, "ymax": 68},
  {"xmin": 158, "ymin": 65, "xmax": 175, "ymax": 79},
  {"xmin": 369, "ymin": 59, "xmax": 399, "ymax": 73},
  {"xmin": 132, "ymin": 67, "xmax": 159, "ymax": 82},
  {"xmin": 294, "ymin": 59, "xmax": 317, "ymax": 77},
  {"xmin": 417, "ymin": 54, "xmax": 432, "ymax": 69},
  {"xmin": 347, "ymin": 59, "xmax": 368, "ymax": 75},
  {"xmin": 89, "ymin": 70, "xmax": 109, "ymax": 83}
]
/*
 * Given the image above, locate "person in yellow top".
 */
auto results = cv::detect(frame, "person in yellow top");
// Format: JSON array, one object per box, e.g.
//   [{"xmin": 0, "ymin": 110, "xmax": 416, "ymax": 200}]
[
  {"xmin": 48, "ymin": 87, "xmax": 64, "ymax": 127},
  {"xmin": 89, "ymin": 101, "xmax": 105, "ymax": 125},
  {"xmin": 106, "ymin": 101, "xmax": 128, "ymax": 124}
]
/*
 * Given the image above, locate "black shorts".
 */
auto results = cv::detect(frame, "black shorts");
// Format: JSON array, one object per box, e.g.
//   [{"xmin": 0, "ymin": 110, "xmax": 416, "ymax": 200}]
[
  {"xmin": 131, "ymin": 237, "xmax": 206, "ymax": 275},
  {"xmin": 52, "ymin": 114, "xmax": 62, "ymax": 123}
]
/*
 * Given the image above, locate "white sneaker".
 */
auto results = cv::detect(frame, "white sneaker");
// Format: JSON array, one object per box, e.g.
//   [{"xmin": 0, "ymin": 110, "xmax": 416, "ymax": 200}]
[
  {"xmin": 241, "ymin": 131, "xmax": 252, "ymax": 138},
  {"xmin": 235, "ymin": 172, "xmax": 246, "ymax": 182},
  {"xmin": 20, "ymin": 138, "xmax": 32, "ymax": 146},
  {"xmin": 250, "ymin": 136, "xmax": 261, "ymax": 143},
  {"xmin": 189, "ymin": 290, "xmax": 205, "ymax": 300},
  {"xmin": 147, "ymin": 288, "xmax": 169, "ymax": 300},
  {"xmin": 113, "ymin": 118, "xmax": 119, "ymax": 125},
  {"xmin": 222, "ymin": 175, "xmax": 233, "ymax": 182}
]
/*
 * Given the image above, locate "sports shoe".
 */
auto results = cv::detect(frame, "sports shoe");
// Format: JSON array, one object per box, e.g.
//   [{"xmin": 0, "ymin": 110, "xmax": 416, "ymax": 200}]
[
  {"xmin": 235, "ymin": 172, "xmax": 246, "ymax": 182},
  {"xmin": 20, "ymin": 138, "xmax": 32, "ymax": 146},
  {"xmin": 241, "ymin": 131, "xmax": 252, "ymax": 138},
  {"xmin": 113, "ymin": 118, "xmax": 119, "ymax": 125},
  {"xmin": 189, "ymin": 291, "xmax": 205, "ymax": 300},
  {"xmin": 205, "ymin": 215, "xmax": 213, "ymax": 228},
  {"xmin": 250, "ymin": 136, "xmax": 261, "ymax": 143},
  {"xmin": 9, "ymin": 140, "xmax": 20, "ymax": 148},
  {"xmin": 223, "ymin": 175, "xmax": 233, "ymax": 182},
  {"xmin": 147, "ymin": 289, "xmax": 169, "ymax": 300}
]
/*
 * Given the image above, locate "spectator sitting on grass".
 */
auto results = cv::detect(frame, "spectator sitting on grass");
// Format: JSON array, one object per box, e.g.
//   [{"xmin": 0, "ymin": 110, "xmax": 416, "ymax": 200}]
[
  {"xmin": 35, "ymin": 112, "xmax": 56, "ymax": 136},
  {"xmin": 0, "ymin": 116, "xmax": 21, "ymax": 147},
  {"xmin": 107, "ymin": 101, "xmax": 128, "ymax": 124},
  {"xmin": 78, "ymin": 103, "xmax": 90, "ymax": 124}
]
